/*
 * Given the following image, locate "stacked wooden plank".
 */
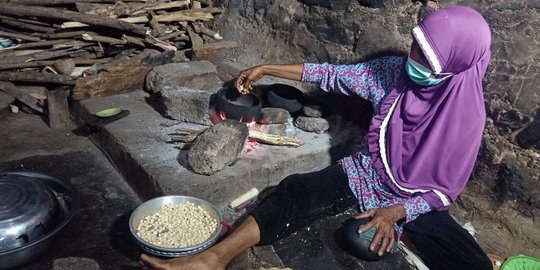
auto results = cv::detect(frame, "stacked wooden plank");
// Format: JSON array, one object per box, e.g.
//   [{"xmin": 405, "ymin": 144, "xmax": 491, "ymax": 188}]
[{"xmin": 0, "ymin": 0, "xmax": 225, "ymax": 128}]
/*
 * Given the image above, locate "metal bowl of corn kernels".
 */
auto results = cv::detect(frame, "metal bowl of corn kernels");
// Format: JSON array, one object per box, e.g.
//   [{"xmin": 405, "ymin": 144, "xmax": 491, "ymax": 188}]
[{"xmin": 129, "ymin": 195, "xmax": 224, "ymax": 257}]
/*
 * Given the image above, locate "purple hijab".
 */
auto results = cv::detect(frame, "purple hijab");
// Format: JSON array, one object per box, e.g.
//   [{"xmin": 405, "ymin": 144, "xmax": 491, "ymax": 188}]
[{"xmin": 367, "ymin": 6, "xmax": 492, "ymax": 210}]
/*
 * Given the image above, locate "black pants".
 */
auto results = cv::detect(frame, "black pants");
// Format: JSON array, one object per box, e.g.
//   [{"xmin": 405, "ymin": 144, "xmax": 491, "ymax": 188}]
[{"xmin": 251, "ymin": 164, "xmax": 492, "ymax": 270}]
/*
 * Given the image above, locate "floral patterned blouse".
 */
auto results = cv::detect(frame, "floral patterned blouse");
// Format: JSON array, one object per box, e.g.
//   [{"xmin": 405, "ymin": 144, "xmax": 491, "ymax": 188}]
[{"xmin": 302, "ymin": 56, "xmax": 432, "ymax": 236}]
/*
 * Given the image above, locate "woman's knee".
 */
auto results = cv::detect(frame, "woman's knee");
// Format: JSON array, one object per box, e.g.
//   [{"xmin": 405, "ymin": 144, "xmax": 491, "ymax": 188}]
[
  {"xmin": 276, "ymin": 173, "xmax": 307, "ymax": 194},
  {"xmin": 473, "ymin": 253, "xmax": 493, "ymax": 270}
]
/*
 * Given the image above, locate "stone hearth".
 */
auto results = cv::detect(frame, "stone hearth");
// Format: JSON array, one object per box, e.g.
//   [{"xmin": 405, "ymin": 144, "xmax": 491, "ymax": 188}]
[{"xmin": 71, "ymin": 86, "xmax": 362, "ymax": 212}]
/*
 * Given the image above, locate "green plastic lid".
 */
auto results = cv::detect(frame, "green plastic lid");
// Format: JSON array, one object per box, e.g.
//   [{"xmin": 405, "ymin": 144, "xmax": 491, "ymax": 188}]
[
  {"xmin": 95, "ymin": 108, "xmax": 122, "ymax": 118},
  {"xmin": 501, "ymin": 255, "xmax": 540, "ymax": 270}
]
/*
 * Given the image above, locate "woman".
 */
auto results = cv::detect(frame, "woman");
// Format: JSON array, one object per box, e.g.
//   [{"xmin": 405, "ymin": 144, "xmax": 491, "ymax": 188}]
[{"xmin": 140, "ymin": 6, "xmax": 493, "ymax": 270}]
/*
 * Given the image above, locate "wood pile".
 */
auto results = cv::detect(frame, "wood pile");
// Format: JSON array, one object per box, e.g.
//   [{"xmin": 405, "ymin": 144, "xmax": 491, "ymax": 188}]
[{"xmin": 0, "ymin": 0, "xmax": 227, "ymax": 128}]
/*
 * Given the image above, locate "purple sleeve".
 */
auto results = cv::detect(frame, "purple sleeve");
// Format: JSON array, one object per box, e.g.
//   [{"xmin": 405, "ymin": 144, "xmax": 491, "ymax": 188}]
[
  {"xmin": 301, "ymin": 56, "xmax": 404, "ymax": 107},
  {"xmin": 420, "ymin": 191, "xmax": 450, "ymax": 212},
  {"xmin": 401, "ymin": 195, "xmax": 432, "ymax": 223}
]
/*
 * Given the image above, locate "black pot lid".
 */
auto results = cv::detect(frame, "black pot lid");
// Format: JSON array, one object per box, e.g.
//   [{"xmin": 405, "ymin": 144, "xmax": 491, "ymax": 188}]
[{"xmin": 0, "ymin": 174, "xmax": 61, "ymax": 252}]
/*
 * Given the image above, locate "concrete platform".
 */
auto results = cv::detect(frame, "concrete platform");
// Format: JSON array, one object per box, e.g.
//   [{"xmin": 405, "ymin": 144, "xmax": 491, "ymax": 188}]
[{"xmin": 71, "ymin": 90, "xmax": 360, "ymax": 209}]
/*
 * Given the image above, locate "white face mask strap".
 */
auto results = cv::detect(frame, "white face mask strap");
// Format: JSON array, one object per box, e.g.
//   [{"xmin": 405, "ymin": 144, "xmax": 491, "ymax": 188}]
[{"xmin": 432, "ymin": 72, "xmax": 453, "ymax": 80}]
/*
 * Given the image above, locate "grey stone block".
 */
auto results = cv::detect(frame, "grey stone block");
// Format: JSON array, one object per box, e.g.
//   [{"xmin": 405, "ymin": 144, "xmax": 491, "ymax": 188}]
[
  {"xmin": 217, "ymin": 60, "xmax": 249, "ymax": 83},
  {"xmin": 145, "ymin": 61, "xmax": 223, "ymax": 93},
  {"xmin": 258, "ymin": 107, "xmax": 290, "ymax": 124},
  {"xmin": 188, "ymin": 120, "xmax": 249, "ymax": 175},
  {"xmin": 295, "ymin": 116, "xmax": 329, "ymax": 133},
  {"xmin": 302, "ymin": 104, "xmax": 323, "ymax": 118},
  {"xmin": 161, "ymin": 86, "xmax": 212, "ymax": 125}
]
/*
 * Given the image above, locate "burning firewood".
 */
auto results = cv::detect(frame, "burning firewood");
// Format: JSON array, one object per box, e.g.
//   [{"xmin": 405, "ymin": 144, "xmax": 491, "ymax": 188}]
[{"xmin": 248, "ymin": 131, "xmax": 301, "ymax": 147}]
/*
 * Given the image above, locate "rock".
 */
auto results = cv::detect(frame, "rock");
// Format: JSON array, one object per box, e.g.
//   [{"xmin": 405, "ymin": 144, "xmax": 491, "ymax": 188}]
[
  {"xmin": 257, "ymin": 107, "xmax": 290, "ymax": 124},
  {"xmin": 160, "ymin": 86, "xmax": 212, "ymax": 125},
  {"xmin": 188, "ymin": 120, "xmax": 248, "ymax": 175},
  {"xmin": 494, "ymin": 109, "xmax": 529, "ymax": 135},
  {"xmin": 145, "ymin": 61, "xmax": 223, "ymax": 93},
  {"xmin": 52, "ymin": 59, "xmax": 75, "ymax": 75},
  {"xmin": 9, "ymin": 105, "xmax": 18, "ymax": 113},
  {"xmin": 0, "ymin": 91, "xmax": 15, "ymax": 112},
  {"xmin": 357, "ymin": 0, "xmax": 385, "ymax": 8},
  {"xmin": 173, "ymin": 50, "xmax": 190, "ymax": 62},
  {"xmin": 295, "ymin": 116, "xmax": 329, "ymax": 133},
  {"xmin": 217, "ymin": 60, "xmax": 249, "ymax": 83},
  {"xmin": 299, "ymin": 0, "xmax": 332, "ymax": 8},
  {"xmin": 251, "ymin": 123, "xmax": 286, "ymax": 135},
  {"xmin": 528, "ymin": 193, "xmax": 540, "ymax": 209},
  {"xmin": 497, "ymin": 155, "xmax": 535, "ymax": 203},
  {"xmin": 139, "ymin": 49, "xmax": 175, "ymax": 66},
  {"xmin": 516, "ymin": 110, "xmax": 540, "ymax": 149},
  {"xmin": 302, "ymin": 104, "xmax": 323, "ymax": 118},
  {"xmin": 53, "ymin": 257, "xmax": 101, "ymax": 270}
]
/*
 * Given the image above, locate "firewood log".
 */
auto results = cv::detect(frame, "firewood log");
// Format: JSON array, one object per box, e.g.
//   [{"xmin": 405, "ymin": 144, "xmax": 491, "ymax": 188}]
[
  {"xmin": 0, "ymin": 30, "xmax": 42, "ymax": 42},
  {"xmin": 0, "ymin": 48, "xmax": 88, "ymax": 65},
  {"xmin": 72, "ymin": 60, "xmax": 151, "ymax": 100},
  {"xmin": 119, "ymin": 10, "xmax": 214, "ymax": 23},
  {"xmin": 0, "ymin": 16, "xmax": 55, "ymax": 33},
  {"xmin": 1, "ymin": 4, "xmax": 147, "ymax": 36},
  {"xmin": 248, "ymin": 131, "xmax": 301, "ymax": 147},
  {"xmin": 0, "ymin": 81, "xmax": 45, "ymax": 113},
  {"xmin": 5, "ymin": 0, "xmax": 143, "ymax": 6},
  {"xmin": 0, "ymin": 71, "xmax": 75, "ymax": 85},
  {"xmin": 47, "ymin": 87, "xmax": 70, "ymax": 129}
]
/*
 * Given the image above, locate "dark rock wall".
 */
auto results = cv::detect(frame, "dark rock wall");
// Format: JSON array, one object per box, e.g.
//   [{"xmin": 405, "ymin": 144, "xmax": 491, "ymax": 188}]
[{"xmin": 212, "ymin": 0, "xmax": 540, "ymax": 255}]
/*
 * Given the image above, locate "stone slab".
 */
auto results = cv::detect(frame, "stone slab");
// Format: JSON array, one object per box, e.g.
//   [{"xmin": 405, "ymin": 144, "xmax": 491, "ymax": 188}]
[
  {"xmin": 145, "ymin": 61, "xmax": 224, "ymax": 93},
  {"xmin": 160, "ymin": 85, "xmax": 213, "ymax": 125}
]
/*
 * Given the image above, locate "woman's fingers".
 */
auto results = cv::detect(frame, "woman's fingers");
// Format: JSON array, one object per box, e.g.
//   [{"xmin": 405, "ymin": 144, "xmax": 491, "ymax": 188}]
[
  {"xmin": 387, "ymin": 236, "xmax": 396, "ymax": 253},
  {"xmin": 357, "ymin": 219, "xmax": 375, "ymax": 234},
  {"xmin": 377, "ymin": 234, "xmax": 390, "ymax": 256},
  {"xmin": 236, "ymin": 66, "xmax": 265, "ymax": 94},
  {"xmin": 235, "ymin": 73, "xmax": 245, "ymax": 91},
  {"xmin": 354, "ymin": 209, "xmax": 374, "ymax": 219},
  {"xmin": 370, "ymin": 226, "xmax": 384, "ymax": 252}
]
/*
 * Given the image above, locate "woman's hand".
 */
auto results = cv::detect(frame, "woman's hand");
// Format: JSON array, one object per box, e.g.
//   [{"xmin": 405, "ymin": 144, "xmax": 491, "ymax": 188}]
[
  {"xmin": 354, "ymin": 204, "xmax": 406, "ymax": 256},
  {"xmin": 235, "ymin": 65, "xmax": 266, "ymax": 94},
  {"xmin": 235, "ymin": 64, "xmax": 304, "ymax": 94}
]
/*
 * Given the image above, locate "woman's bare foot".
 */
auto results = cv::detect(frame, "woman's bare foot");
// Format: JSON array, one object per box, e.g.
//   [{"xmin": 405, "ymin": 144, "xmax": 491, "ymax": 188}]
[{"xmin": 139, "ymin": 250, "xmax": 224, "ymax": 270}]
